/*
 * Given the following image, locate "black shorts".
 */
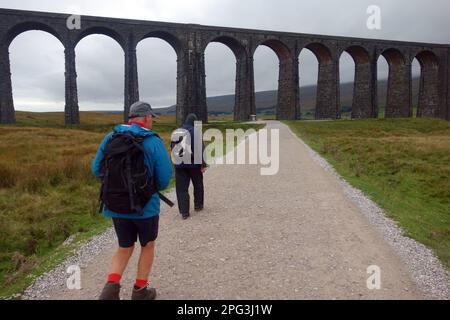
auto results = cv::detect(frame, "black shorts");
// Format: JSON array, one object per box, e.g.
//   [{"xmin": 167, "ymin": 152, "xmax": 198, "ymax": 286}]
[{"xmin": 112, "ymin": 215, "xmax": 159, "ymax": 248}]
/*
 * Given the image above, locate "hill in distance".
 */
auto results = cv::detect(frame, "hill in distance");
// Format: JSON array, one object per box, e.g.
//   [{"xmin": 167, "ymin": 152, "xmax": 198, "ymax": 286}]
[{"xmin": 154, "ymin": 77, "xmax": 420, "ymax": 116}]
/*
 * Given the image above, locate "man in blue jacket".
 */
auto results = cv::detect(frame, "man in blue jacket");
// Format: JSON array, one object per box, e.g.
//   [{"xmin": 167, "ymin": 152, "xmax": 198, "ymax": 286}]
[{"xmin": 92, "ymin": 101, "xmax": 172, "ymax": 300}]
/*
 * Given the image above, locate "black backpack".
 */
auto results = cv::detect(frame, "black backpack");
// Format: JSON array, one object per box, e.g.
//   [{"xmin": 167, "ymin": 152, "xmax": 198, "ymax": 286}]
[{"xmin": 99, "ymin": 130, "xmax": 173, "ymax": 215}]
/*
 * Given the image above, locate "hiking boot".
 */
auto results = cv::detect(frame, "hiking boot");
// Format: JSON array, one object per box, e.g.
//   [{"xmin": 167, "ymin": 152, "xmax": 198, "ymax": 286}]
[
  {"xmin": 131, "ymin": 285, "xmax": 157, "ymax": 300},
  {"xmin": 182, "ymin": 213, "xmax": 190, "ymax": 219},
  {"xmin": 194, "ymin": 206, "xmax": 203, "ymax": 212},
  {"xmin": 99, "ymin": 282, "xmax": 121, "ymax": 300}
]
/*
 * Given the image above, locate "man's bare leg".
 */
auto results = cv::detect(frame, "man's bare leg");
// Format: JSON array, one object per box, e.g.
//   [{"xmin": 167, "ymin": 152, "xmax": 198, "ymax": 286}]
[
  {"xmin": 137, "ymin": 241, "xmax": 155, "ymax": 280},
  {"xmin": 110, "ymin": 245, "xmax": 135, "ymax": 276},
  {"xmin": 99, "ymin": 245, "xmax": 134, "ymax": 300},
  {"xmin": 131, "ymin": 241, "xmax": 157, "ymax": 300}
]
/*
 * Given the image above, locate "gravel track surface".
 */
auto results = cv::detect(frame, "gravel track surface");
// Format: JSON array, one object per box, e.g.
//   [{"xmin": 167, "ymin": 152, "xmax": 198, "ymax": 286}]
[{"xmin": 23, "ymin": 121, "xmax": 449, "ymax": 300}]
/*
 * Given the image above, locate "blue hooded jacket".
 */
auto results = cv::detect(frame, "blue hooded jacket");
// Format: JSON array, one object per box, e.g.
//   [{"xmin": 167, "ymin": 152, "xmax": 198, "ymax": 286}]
[{"xmin": 92, "ymin": 123, "xmax": 173, "ymax": 219}]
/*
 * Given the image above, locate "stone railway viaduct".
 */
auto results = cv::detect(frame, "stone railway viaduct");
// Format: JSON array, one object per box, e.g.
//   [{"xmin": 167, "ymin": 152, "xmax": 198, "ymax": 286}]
[{"xmin": 0, "ymin": 8, "xmax": 449, "ymax": 125}]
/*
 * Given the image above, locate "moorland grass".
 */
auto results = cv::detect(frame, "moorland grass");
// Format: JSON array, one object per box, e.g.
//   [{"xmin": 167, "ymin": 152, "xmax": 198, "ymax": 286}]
[
  {"xmin": 0, "ymin": 111, "xmax": 264, "ymax": 298},
  {"xmin": 284, "ymin": 118, "xmax": 450, "ymax": 269}
]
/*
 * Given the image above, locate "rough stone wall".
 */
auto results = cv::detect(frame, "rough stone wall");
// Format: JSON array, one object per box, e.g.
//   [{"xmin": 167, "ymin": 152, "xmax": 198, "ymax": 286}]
[
  {"xmin": 235, "ymin": 55, "xmax": 255, "ymax": 121},
  {"xmin": 123, "ymin": 36, "xmax": 139, "ymax": 122},
  {"xmin": 385, "ymin": 60, "xmax": 412, "ymax": 118},
  {"xmin": 0, "ymin": 43, "xmax": 15, "ymax": 124},
  {"xmin": 417, "ymin": 60, "xmax": 439, "ymax": 117},
  {"xmin": 438, "ymin": 49, "xmax": 450, "ymax": 120},
  {"xmin": 277, "ymin": 55, "xmax": 300, "ymax": 120},
  {"xmin": 64, "ymin": 45, "xmax": 79, "ymax": 124},
  {"xmin": 447, "ymin": 51, "xmax": 450, "ymax": 120},
  {"xmin": 316, "ymin": 60, "xmax": 340, "ymax": 119},
  {"xmin": 352, "ymin": 62, "xmax": 374, "ymax": 118}
]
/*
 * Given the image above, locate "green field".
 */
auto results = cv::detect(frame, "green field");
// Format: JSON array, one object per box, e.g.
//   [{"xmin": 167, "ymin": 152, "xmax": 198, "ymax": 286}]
[
  {"xmin": 0, "ymin": 112, "xmax": 264, "ymax": 298},
  {"xmin": 285, "ymin": 118, "xmax": 450, "ymax": 269}
]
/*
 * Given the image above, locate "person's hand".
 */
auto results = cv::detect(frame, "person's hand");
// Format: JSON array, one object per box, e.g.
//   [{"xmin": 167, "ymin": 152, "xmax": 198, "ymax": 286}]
[{"xmin": 201, "ymin": 166, "xmax": 207, "ymax": 173}]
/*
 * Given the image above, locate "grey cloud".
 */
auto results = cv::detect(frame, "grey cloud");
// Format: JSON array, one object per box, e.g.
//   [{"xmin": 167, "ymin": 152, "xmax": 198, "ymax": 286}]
[{"xmin": 137, "ymin": 39, "xmax": 178, "ymax": 108}]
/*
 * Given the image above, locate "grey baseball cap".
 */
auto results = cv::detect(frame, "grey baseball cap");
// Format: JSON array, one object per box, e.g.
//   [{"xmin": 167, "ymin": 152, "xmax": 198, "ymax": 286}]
[{"xmin": 129, "ymin": 101, "xmax": 157, "ymax": 118}]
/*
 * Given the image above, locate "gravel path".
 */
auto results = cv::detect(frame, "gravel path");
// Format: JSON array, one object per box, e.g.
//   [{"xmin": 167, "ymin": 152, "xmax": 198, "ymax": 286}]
[{"xmin": 23, "ymin": 121, "xmax": 449, "ymax": 300}]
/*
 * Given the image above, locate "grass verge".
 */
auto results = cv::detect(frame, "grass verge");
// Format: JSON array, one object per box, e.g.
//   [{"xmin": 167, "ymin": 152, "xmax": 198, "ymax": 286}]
[{"xmin": 284, "ymin": 118, "xmax": 450, "ymax": 269}]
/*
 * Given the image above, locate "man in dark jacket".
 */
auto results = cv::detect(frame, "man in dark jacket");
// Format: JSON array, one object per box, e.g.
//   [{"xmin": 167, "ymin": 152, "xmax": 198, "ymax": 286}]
[
  {"xmin": 172, "ymin": 113, "xmax": 206, "ymax": 219},
  {"xmin": 92, "ymin": 101, "xmax": 172, "ymax": 300}
]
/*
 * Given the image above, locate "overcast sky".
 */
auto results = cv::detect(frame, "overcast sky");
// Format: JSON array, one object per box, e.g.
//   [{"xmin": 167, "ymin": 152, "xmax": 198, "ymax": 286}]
[{"xmin": 1, "ymin": 0, "xmax": 448, "ymax": 111}]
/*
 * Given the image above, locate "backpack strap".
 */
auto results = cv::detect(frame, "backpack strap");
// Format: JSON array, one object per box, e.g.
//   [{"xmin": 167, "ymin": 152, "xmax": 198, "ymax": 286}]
[
  {"xmin": 140, "ymin": 134, "xmax": 174, "ymax": 208},
  {"xmin": 158, "ymin": 192, "xmax": 174, "ymax": 207},
  {"xmin": 125, "ymin": 132, "xmax": 174, "ymax": 209},
  {"xmin": 125, "ymin": 153, "xmax": 134, "ymax": 209},
  {"xmin": 99, "ymin": 157, "xmax": 111, "ymax": 213}
]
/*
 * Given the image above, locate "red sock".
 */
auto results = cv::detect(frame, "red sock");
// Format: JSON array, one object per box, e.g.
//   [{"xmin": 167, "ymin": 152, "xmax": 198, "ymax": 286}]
[
  {"xmin": 107, "ymin": 273, "xmax": 122, "ymax": 284},
  {"xmin": 135, "ymin": 279, "xmax": 148, "ymax": 289}
]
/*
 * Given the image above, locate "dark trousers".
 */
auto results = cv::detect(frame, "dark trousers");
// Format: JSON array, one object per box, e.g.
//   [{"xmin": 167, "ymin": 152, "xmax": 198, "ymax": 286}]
[{"xmin": 175, "ymin": 167, "xmax": 204, "ymax": 215}]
